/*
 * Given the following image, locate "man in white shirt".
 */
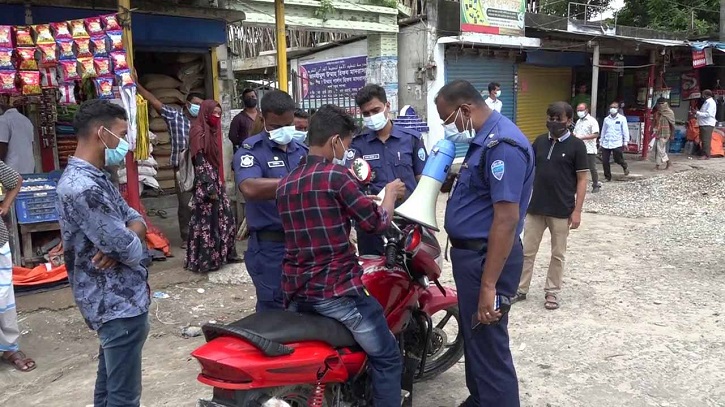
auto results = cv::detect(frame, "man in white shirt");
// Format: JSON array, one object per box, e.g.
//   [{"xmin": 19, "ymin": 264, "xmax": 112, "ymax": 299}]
[
  {"xmin": 484, "ymin": 82, "xmax": 502, "ymax": 113},
  {"xmin": 0, "ymin": 102, "xmax": 35, "ymax": 174},
  {"xmin": 599, "ymin": 101, "xmax": 630, "ymax": 182},
  {"xmin": 695, "ymin": 89, "xmax": 717, "ymax": 160},
  {"xmin": 574, "ymin": 103, "xmax": 601, "ymax": 192}
]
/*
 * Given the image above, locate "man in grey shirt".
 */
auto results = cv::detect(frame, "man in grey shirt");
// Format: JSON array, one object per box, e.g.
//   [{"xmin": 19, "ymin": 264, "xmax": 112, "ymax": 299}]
[{"xmin": 0, "ymin": 102, "xmax": 35, "ymax": 174}]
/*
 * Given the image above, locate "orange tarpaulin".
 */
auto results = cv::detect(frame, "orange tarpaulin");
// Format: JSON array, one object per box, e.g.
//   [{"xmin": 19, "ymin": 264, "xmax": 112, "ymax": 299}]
[
  {"xmin": 119, "ymin": 185, "xmax": 171, "ymax": 256},
  {"xmin": 711, "ymin": 129, "xmax": 725, "ymax": 157},
  {"xmin": 13, "ymin": 264, "xmax": 68, "ymax": 286}
]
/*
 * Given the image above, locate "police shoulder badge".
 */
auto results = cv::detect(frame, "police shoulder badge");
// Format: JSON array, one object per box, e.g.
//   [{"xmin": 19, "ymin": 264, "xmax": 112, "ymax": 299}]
[
  {"xmin": 239, "ymin": 154, "xmax": 254, "ymax": 168},
  {"xmin": 491, "ymin": 159, "xmax": 505, "ymax": 181},
  {"xmin": 417, "ymin": 147, "xmax": 426, "ymax": 161}
]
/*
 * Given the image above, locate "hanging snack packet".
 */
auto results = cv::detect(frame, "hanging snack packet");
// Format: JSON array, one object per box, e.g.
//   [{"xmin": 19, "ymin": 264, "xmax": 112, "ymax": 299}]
[
  {"xmin": 40, "ymin": 67, "xmax": 59, "ymax": 88},
  {"xmin": 60, "ymin": 60, "xmax": 81, "ymax": 82},
  {"xmin": 33, "ymin": 24, "xmax": 54, "ymax": 44},
  {"xmin": 59, "ymin": 83, "xmax": 76, "ymax": 104},
  {"xmin": 19, "ymin": 71, "xmax": 42, "ymax": 95},
  {"xmin": 78, "ymin": 57, "xmax": 96, "ymax": 78},
  {"xmin": 94, "ymin": 57, "xmax": 111, "ymax": 77},
  {"xmin": 101, "ymin": 14, "xmax": 122, "ymax": 31},
  {"xmin": 15, "ymin": 26, "xmax": 34, "ymax": 46},
  {"xmin": 38, "ymin": 43, "xmax": 58, "ymax": 67},
  {"xmin": 110, "ymin": 51, "xmax": 128, "ymax": 72},
  {"xmin": 0, "ymin": 26, "xmax": 13, "ymax": 48},
  {"xmin": 74, "ymin": 37, "xmax": 92, "ymax": 58},
  {"xmin": 95, "ymin": 77, "xmax": 114, "ymax": 99},
  {"xmin": 0, "ymin": 49, "xmax": 13, "ymax": 70},
  {"xmin": 90, "ymin": 36, "xmax": 108, "ymax": 57},
  {"xmin": 17, "ymin": 48, "xmax": 38, "ymax": 70},
  {"xmin": 51, "ymin": 22, "xmax": 72, "ymax": 40},
  {"xmin": 70, "ymin": 20, "xmax": 89, "ymax": 38},
  {"xmin": 0, "ymin": 71, "xmax": 16, "ymax": 93},
  {"xmin": 107, "ymin": 31, "xmax": 124, "ymax": 52},
  {"xmin": 116, "ymin": 69, "xmax": 134, "ymax": 87},
  {"xmin": 57, "ymin": 39, "xmax": 75, "ymax": 60},
  {"xmin": 85, "ymin": 17, "xmax": 104, "ymax": 37}
]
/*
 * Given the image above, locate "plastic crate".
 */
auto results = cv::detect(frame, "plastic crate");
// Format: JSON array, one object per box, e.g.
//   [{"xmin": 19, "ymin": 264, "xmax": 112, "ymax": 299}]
[
  {"xmin": 15, "ymin": 190, "xmax": 59, "ymax": 224},
  {"xmin": 669, "ymin": 140, "xmax": 684, "ymax": 153},
  {"xmin": 21, "ymin": 172, "xmax": 54, "ymax": 185}
]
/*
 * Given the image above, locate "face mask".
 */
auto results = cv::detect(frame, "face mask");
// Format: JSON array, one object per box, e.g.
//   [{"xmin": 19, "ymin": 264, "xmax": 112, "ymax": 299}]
[
  {"xmin": 243, "ymin": 98, "xmax": 257, "ymax": 108},
  {"xmin": 189, "ymin": 103, "xmax": 200, "ymax": 117},
  {"xmin": 577, "ymin": 111, "xmax": 586, "ymax": 119},
  {"xmin": 443, "ymin": 108, "xmax": 474, "ymax": 143},
  {"xmin": 609, "ymin": 108, "xmax": 618, "ymax": 116},
  {"xmin": 495, "ymin": 90, "xmax": 501, "ymax": 98},
  {"xmin": 546, "ymin": 121, "xmax": 568, "ymax": 139},
  {"xmin": 268, "ymin": 125, "xmax": 296, "ymax": 145},
  {"xmin": 208, "ymin": 115, "xmax": 221, "ymax": 128},
  {"xmin": 292, "ymin": 130, "xmax": 307, "ymax": 143},
  {"xmin": 100, "ymin": 127, "xmax": 129, "ymax": 166},
  {"xmin": 332, "ymin": 137, "xmax": 347, "ymax": 166},
  {"xmin": 363, "ymin": 111, "xmax": 388, "ymax": 131}
]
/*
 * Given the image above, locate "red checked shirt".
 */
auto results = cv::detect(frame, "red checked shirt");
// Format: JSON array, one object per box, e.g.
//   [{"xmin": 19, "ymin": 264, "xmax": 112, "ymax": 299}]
[{"xmin": 277, "ymin": 155, "xmax": 391, "ymax": 304}]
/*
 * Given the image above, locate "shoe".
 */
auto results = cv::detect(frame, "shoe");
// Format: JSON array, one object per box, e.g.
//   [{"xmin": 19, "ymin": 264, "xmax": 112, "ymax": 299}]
[
  {"xmin": 624, "ymin": 168, "xmax": 630, "ymax": 176},
  {"xmin": 511, "ymin": 292, "xmax": 527, "ymax": 304},
  {"xmin": 592, "ymin": 186, "xmax": 601, "ymax": 193}
]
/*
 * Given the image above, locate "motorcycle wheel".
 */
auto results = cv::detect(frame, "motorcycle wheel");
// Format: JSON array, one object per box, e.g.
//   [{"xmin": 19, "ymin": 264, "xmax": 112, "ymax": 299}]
[
  {"xmin": 416, "ymin": 305, "xmax": 464, "ymax": 382},
  {"xmin": 265, "ymin": 385, "xmax": 334, "ymax": 407}
]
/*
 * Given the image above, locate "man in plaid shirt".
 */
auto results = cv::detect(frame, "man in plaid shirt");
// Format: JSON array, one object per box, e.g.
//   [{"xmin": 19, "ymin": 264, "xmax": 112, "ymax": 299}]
[{"xmin": 277, "ymin": 104, "xmax": 406, "ymax": 407}]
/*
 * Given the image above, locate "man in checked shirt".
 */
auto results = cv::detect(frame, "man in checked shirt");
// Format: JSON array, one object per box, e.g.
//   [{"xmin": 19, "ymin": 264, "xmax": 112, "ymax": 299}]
[{"xmin": 276, "ymin": 104, "xmax": 406, "ymax": 407}]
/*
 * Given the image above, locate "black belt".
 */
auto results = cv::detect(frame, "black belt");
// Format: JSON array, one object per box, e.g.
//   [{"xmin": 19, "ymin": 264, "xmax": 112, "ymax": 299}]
[
  {"xmin": 450, "ymin": 238, "xmax": 487, "ymax": 252},
  {"xmin": 254, "ymin": 230, "xmax": 285, "ymax": 242}
]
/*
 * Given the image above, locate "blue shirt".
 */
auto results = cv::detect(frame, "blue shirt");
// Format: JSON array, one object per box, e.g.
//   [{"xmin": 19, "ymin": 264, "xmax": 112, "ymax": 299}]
[
  {"xmin": 233, "ymin": 132, "xmax": 308, "ymax": 231},
  {"xmin": 348, "ymin": 123, "xmax": 427, "ymax": 197},
  {"xmin": 56, "ymin": 157, "xmax": 149, "ymax": 331},
  {"xmin": 160, "ymin": 105, "xmax": 191, "ymax": 167},
  {"xmin": 444, "ymin": 111, "xmax": 535, "ymax": 240},
  {"xmin": 600, "ymin": 113, "xmax": 630, "ymax": 149}
]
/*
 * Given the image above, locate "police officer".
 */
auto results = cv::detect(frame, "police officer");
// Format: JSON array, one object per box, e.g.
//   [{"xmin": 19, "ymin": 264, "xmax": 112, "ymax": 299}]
[
  {"xmin": 233, "ymin": 90, "xmax": 308, "ymax": 312},
  {"xmin": 349, "ymin": 84, "xmax": 428, "ymax": 255},
  {"xmin": 437, "ymin": 80, "xmax": 535, "ymax": 407}
]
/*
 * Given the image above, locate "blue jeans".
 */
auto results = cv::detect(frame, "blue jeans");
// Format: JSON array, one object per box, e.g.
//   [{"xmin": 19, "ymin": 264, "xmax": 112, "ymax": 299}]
[
  {"xmin": 289, "ymin": 295, "xmax": 402, "ymax": 407},
  {"xmin": 94, "ymin": 313, "xmax": 150, "ymax": 407}
]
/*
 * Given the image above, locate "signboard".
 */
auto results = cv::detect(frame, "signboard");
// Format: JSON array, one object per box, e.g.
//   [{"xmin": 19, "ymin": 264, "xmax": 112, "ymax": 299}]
[
  {"xmin": 681, "ymin": 70, "xmax": 701, "ymax": 100},
  {"xmin": 665, "ymin": 71, "xmax": 681, "ymax": 107},
  {"xmin": 692, "ymin": 48, "xmax": 713, "ymax": 69},
  {"xmin": 299, "ymin": 56, "xmax": 367, "ymax": 113},
  {"xmin": 460, "ymin": 0, "xmax": 526, "ymax": 36}
]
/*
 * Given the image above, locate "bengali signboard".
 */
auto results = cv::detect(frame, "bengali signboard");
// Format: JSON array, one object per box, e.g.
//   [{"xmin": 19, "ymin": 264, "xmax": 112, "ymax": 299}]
[
  {"xmin": 299, "ymin": 56, "xmax": 367, "ymax": 113},
  {"xmin": 460, "ymin": 0, "xmax": 526, "ymax": 36},
  {"xmin": 692, "ymin": 48, "xmax": 713, "ymax": 69}
]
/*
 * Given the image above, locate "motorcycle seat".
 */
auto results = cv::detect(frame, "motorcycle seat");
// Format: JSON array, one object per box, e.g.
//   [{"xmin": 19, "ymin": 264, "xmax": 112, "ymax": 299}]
[{"xmin": 202, "ymin": 310, "xmax": 357, "ymax": 357}]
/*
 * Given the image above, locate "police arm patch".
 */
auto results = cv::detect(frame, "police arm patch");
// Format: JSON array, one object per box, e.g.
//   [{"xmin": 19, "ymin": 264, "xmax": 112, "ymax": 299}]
[
  {"xmin": 491, "ymin": 160, "xmax": 505, "ymax": 181},
  {"xmin": 417, "ymin": 147, "xmax": 426, "ymax": 161},
  {"xmin": 346, "ymin": 149, "xmax": 355, "ymax": 160},
  {"xmin": 239, "ymin": 154, "xmax": 255, "ymax": 168}
]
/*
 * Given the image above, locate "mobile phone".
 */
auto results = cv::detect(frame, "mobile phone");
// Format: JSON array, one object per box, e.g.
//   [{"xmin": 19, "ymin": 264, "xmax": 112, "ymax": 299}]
[{"xmin": 472, "ymin": 295, "xmax": 511, "ymax": 330}]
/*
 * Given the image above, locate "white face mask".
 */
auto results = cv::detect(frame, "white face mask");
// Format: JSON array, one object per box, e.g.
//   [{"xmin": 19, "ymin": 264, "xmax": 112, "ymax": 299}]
[
  {"xmin": 495, "ymin": 90, "xmax": 501, "ymax": 98},
  {"xmin": 443, "ymin": 108, "xmax": 474, "ymax": 144},
  {"xmin": 363, "ymin": 110, "xmax": 388, "ymax": 131},
  {"xmin": 577, "ymin": 111, "xmax": 587, "ymax": 119},
  {"xmin": 609, "ymin": 108, "xmax": 618, "ymax": 116},
  {"xmin": 331, "ymin": 137, "xmax": 347, "ymax": 166},
  {"xmin": 267, "ymin": 125, "xmax": 296, "ymax": 145}
]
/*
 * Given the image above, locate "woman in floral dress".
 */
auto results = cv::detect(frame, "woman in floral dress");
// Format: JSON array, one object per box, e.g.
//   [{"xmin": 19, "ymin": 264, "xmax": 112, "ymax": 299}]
[{"xmin": 185, "ymin": 100, "xmax": 239, "ymax": 272}]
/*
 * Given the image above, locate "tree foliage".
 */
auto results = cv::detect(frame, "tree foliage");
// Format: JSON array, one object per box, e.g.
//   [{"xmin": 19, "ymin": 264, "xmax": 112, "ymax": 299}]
[
  {"xmin": 616, "ymin": 0, "xmax": 719, "ymax": 37},
  {"xmin": 536, "ymin": 0, "xmax": 614, "ymax": 19}
]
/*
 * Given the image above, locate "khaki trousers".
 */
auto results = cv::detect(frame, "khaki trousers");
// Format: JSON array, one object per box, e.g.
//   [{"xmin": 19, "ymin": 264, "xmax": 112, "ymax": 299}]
[{"xmin": 518, "ymin": 213, "xmax": 570, "ymax": 295}]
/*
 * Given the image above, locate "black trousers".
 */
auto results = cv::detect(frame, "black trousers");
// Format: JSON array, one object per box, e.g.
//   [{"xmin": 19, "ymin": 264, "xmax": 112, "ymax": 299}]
[
  {"xmin": 587, "ymin": 154, "xmax": 599, "ymax": 186},
  {"xmin": 602, "ymin": 147, "xmax": 627, "ymax": 181}
]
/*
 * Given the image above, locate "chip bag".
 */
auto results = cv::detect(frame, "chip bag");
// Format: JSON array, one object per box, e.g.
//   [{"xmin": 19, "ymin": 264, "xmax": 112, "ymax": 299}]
[
  {"xmin": 60, "ymin": 60, "xmax": 80, "ymax": 82},
  {"xmin": 116, "ymin": 69, "xmax": 134, "ymax": 87},
  {"xmin": 33, "ymin": 24, "xmax": 54, "ymax": 44},
  {"xmin": 57, "ymin": 39, "xmax": 75, "ymax": 60},
  {"xmin": 0, "ymin": 49, "xmax": 13, "ymax": 70},
  {"xmin": 40, "ymin": 67, "xmax": 58, "ymax": 88},
  {"xmin": 19, "ymin": 71, "xmax": 41, "ymax": 95},
  {"xmin": 78, "ymin": 57, "xmax": 96, "ymax": 78},
  {"xmin": 17, "ymin": 48, "xmax": 38, "ymax": 70},
  {"xmin": 59, "ymin": 83, "xmax": 76, "ymax": 104},
  {"xmin": 107, "ymin": 31, "xmax": 124, "ymax": 52},
  {"xmin": 95, "ymin": 77, "xmax": 114, "ymax": 99},
  {"xmin": 101, "ymin": 14, "xmax": 122, "ymax": 31},
  {"xmin": 51, "ymin": 22, "xmax": 72, "ymax": 40},
  {"xmin": 70, "ymin": 19, "xmax": 89, "ymax": 38},
  {"xmin": 94, "ymin": 57, "xmax": 111, "ymax": 77},
  {"xmin": 84, "ymin": 17, "xmax": 104, "ymax": 37},
  {"xmin": 74, "ymin": 38, "xmax": 92, "ymax": 58},
  {"xmin": 0, "ymin": 26, "xmax": 13, "ymax": 48},
  {"xmin": 90, "ymin": 36, "xmax": 108, "ymax": 57},
  {"xmin": 110, "ymin": 51, "xmax": 128, "ymax": 72},
  {"xmin": 0, "ymin": 71, "xmax": 16, "ymax": 94},
  {"xmin": 38, "ymin": 43, "xmax": 58, "ymax": 67}
]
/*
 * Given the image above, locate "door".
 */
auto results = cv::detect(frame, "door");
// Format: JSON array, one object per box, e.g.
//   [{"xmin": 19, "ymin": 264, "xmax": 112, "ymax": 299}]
[{"xmin": 516, "ymin": 65, "xmax": 573, "ymax": 141}]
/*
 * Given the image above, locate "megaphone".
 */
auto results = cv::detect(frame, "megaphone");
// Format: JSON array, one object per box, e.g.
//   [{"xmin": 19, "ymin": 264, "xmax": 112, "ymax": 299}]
[{"xmin": 394, "ymin": 139, "xmax": 456, "ymax": 231}]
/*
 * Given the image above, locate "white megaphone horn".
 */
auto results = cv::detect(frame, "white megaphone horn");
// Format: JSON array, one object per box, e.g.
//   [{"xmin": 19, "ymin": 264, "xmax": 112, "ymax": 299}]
[{"xmin": 393, "ymin": 139, "xmax": 456, "ymax": 231}]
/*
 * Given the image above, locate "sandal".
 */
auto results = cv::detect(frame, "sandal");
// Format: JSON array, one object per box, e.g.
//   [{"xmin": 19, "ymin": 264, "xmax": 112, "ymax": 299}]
[
  {"xmin": 544, "ymin": 293, "xmax": 560, "ymax": 310},
  {"xmin": 511, "ymin": 292, "xmax": 527, "ymax": 304},
  {"xmin": 2, "ymin": 350, "xmax": 36, "ymax": 372},
  {"xmin": 156, "ymin": 209, "xmax": 168, "ymax": 219},
  {"xmin": 146, "ymin": 208, "xmax": 158, "ymax": 217}
]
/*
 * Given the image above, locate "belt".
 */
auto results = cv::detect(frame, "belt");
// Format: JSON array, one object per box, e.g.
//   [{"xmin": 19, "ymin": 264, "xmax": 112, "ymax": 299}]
[
  {"xmin": 450, "ymin": 238, "xmax": 487, "ymax": 252},
  {"xmin": 254, "ymin": 230, "xmax": 285, "ymax": 243}
]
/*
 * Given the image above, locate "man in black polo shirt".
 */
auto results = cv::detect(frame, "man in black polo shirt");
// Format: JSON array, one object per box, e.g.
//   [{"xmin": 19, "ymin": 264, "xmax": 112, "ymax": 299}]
[{"xmin": 513, "ymin": 101, "xmax": 588, "ymax": 310}]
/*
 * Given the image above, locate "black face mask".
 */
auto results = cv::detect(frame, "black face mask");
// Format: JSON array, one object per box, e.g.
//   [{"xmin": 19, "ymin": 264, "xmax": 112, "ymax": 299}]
[
  {"xmin": 243, "ymin": 98, "xmax": 258, "ymax": 108},
  {"xmin": 546, "ymin": 121, "xmax": 568, "ymax": 138}
]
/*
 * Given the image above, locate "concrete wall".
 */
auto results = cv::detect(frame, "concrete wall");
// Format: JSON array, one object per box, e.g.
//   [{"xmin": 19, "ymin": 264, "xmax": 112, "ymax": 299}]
[{"xmin": 398, "ymin": 22, "xmax": 429, "ymax": 118}]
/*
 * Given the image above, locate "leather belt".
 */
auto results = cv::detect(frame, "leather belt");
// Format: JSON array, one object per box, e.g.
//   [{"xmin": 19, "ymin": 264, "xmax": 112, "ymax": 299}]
[
  {"xmin": 450, "ymin": 238, "xmax": 487, "ymax": 252},
  {"xmin": 254, "ymin": 230, "xmax": 285, "ymax": 243}
]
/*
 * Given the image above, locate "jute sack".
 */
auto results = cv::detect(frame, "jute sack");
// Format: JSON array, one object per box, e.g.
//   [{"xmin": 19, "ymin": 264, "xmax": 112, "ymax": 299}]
[
  {"xmin": 141, "ymin": 74, "xmax": 182, "ymax": 90},
  {"xmin": 152, "ymin": 88, "xmax": 185, "ymax": 105},
  {"xmin": 150, "ymin": 117, "xmax": 168, "ymax": 133}
]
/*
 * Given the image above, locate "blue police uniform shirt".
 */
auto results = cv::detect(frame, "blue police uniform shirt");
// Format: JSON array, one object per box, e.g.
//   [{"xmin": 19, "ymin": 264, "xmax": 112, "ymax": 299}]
[
  {"xmin": 233, "ymin": 132, "xmax": 308, "ymax": 232},
  {"xmin": 348, "ymin": 123, "xmax": 427, "ymax": 197},
  {"xmin": 444, "ymin": 111, "xmax": 535, "ymax": 241}
]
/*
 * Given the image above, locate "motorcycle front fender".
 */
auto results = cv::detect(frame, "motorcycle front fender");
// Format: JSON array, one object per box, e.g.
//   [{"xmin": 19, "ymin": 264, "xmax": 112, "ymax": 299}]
[{"xmin": 418, "ymin": 284, "xmax": 458, "ymax": 316}]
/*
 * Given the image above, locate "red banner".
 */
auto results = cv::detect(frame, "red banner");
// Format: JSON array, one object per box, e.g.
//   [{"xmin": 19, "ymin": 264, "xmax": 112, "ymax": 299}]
[
  {"xmin": 681, "ymin": 70, "xmax": 701, "ymax": 100},
  {"xmin": 692, "ymin": 48, "xmax": 713, "ymax": 69}
]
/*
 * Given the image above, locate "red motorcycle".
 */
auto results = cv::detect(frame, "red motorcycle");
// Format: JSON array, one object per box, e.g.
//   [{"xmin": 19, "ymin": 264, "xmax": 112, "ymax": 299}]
[{"xmin": 192, "ymin": 154, "xmax": 462, "ymax": 407}]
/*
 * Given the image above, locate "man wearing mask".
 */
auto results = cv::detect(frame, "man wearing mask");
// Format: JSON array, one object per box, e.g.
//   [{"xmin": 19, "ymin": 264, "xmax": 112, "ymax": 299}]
[
  {"xmin": 513, "ymin": 102, "xmax": 589, "ymax": 310},
  {"xmin": 348, "ymin": 84, "xmax": 427, "ymax": 256},
  {"xmin": 229, "ymin": 88, "xmax": 263, "ymax": 153},
  {"xmin": 233, "ymin": 90, "xmax": 308, "ymax": 311},
  {"xmin": 573, "ymin": 103, "xmax": 601, "ymax": 192},
  {"xmin": 599, "ymin": 101, "xmax": 630, "ymax": 181},
  {"xmin": 484, "ymin": 82, "xmax": 502, "ymax": 113},
  {"xmin": 136, "ymin": 74, "xmax": 203, "ymax": 249},
  {"xmin": 694, "ymin": 89, "xmax": 716, "ymax": 160}
]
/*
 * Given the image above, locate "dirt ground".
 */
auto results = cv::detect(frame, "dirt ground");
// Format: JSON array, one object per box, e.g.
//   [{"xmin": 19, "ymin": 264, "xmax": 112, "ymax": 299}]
[{"xmin": 1, "ymin": 155, "xmax": 724, "ymax": 407}]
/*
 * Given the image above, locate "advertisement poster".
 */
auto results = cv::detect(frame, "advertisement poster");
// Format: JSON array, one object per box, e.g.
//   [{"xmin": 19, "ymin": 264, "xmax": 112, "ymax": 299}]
[
  {"xmin": 681, "ymin": 70, "xmax": 701, "ymax": 100},
  {"xmin": 665, "ymin": 71, "xmax": 682, "ymax": 107},
  {"xmin": 460, "ymin": 0, "xmax": 526, "ymax": 36},
  {"xmin": 299, "ymin": 56, "xmax": 367, "ymax": 114},
  {"xmin": 692, "ymin": 48, "xmax": 713, "ymax": 69}
]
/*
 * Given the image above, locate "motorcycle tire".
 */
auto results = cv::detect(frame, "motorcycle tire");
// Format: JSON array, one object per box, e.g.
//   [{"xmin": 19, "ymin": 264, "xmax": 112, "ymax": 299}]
[{"xmin": 415, "ymin": 305, "xmax": 464, "ymax": 382}]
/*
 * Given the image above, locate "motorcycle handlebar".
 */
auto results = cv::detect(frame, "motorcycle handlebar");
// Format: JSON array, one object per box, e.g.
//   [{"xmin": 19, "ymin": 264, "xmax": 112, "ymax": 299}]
[{"xmin": 385, "ymin": 243, "xmax": 397, "ymax": 268}]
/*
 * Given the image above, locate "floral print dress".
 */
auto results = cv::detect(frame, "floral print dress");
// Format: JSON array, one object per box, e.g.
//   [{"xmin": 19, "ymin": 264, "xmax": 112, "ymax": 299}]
[{"xmin": 185, "ymin": 152, "xmax": 237, "ymax": 273}]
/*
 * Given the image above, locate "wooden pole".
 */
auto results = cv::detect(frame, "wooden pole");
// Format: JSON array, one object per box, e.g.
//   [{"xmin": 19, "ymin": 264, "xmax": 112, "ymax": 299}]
[{"xmin": 119, "ymin": 0, "xmax": 141, "ymax": 211}]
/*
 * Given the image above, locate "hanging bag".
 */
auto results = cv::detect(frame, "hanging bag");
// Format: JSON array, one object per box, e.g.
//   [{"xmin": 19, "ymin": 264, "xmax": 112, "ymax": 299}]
[{"xmin": 176, "ymin": 148, "xmax": 195, "ymax": 192}]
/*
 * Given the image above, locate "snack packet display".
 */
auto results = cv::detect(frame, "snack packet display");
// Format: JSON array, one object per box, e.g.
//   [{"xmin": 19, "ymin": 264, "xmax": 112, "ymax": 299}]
[
  {"xmin": 107, "ymin": 31, "xmax": 124, "ymax": 52},
  {"xmin": 60, "ymin": 60, "xmax": 80, "ymax": 82},
  {"xmin": 94, "ymin": 57, "xmax": 111, "ymax": 77},
  {"xmin": 51, "ymin": 22, "xmax": 72, "ymax": 40},
  {"xmin": 0, "ymin": 71, "xmax": 16, "ymax": 93},
  {"xmin": 17, "ymin": 48, "xmax": 38, "ymax": 70},
  {"xmin": 90, "ymin": 36, "xmax": 108, "ymax": 57},
  {"xmin": 70, "ymin": 20, "xmax": 89, "ymax": 38},
  {"xmin": 15, "ymin": 26, "xmax": 34, "ymax": 46},
  {"xmin": 33, "ymin": 24, "xmax": 54, "ymax": 44},
  {"xmin": 59, "ymin": 83, "xmax": 76, "ymax": 104},
  {"xmin": 78, "ymin": 57, "xmax": 96, "ymax": 78},
  {"xmin": 0, "ymin": 26, "xmax": 13, "ymax": 48},
  {"xmin": 19, "ymin": 71, "xmax": 41, "ymax": 95},
  {"xmin": 101, "ymin": 14, "xmax": 122, "ymax": 31},
  {"xmin": 95, "ymin": 77, "xmax": 114, "ymax": 99},
  {"xmin": 74, "ymin": 37, "xmax": 92, "ymax": 58},
  {"xmin": 85, "ymin": 17, "xmax": 104, "ymax": 37},
  {"xmin": 40, "ymin": 67, "xmax": 59, "ymax": 88},
  {"xmin": 38, "ymin": 43, "xmax": 58, "ymax": 67},
  {"xmin": 57, "ymin": 39, "xmax": 75, "ymax": 60},
  {"xmin": 110, "ymin": 51, "xmax": 128, "ymax": 71},
  {"xmin": 0, "ymin": 49, "xmax": 13, "ymax": 70},
  {"xmin": 116, "ymin": 69, "xmax": 133, "ymax": 87}
]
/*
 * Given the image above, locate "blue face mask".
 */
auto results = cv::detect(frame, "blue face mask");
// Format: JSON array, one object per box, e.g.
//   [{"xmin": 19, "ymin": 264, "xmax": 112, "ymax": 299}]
[
  {"xmin": 443, "ymin": 108, "xmax": 474, "ymax": 144},
  {"xmin": 363, "ymin": 111, "xmax": 388, "ymax": 131},
  {"xmin": 268, "ymin": 125, "xmax": 296, "ymax": 145},
  {"xmin": 292, "ymin": 130, "xmax": 307, "ymax": 143},
  {"xmin": 100, "ymin": 127, "xmax": 129, "ymax": 166},
  {"xmin": 188, "ymin": 103, "xmax": 200, "ymax": 117}
]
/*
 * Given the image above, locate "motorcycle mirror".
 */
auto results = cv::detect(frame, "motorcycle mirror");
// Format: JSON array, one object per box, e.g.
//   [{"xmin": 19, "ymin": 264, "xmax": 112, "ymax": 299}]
[{"xmin": 349, "ymin": 157, "xmax": 372, "ymax": 184}]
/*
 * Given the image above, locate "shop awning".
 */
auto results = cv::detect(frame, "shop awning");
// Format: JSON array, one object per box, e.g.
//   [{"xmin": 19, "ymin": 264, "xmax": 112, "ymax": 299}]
[
  {"xmin": 690, "ymin": 41, "xmax": 725, "ymax": 52},
  {"xmin": 439, "ymin": 33, "xmax": 541, "ymax": 49}
]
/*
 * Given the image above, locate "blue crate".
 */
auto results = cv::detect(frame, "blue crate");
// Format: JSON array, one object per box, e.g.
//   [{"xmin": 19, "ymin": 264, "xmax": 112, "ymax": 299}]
[
  {"xmin": 669, "ymin": 140, "xmax": 684, "ymax": 153},
  {"xmin": 21, "ymin": 172, "xmax": 55, "ymax": 185},
  {"xmin": 15, "ymin": 190, "xmax": 59, "ymax": 224},
  {"xmin": 19, "ymin": 180, "xmax": 56, "ymax": 195}
]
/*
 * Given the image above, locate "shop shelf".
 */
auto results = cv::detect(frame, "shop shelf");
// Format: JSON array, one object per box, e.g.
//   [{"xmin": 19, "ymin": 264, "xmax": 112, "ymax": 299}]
[{"xmin": 14, "ymin": 191, "xmax": 59, "ymax": 224}]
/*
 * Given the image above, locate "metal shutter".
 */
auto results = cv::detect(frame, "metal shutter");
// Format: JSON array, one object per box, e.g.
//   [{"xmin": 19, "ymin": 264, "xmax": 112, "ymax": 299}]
[{"xmin": 516, "ymin": 65, "xmax": 573, "ymax": 142}]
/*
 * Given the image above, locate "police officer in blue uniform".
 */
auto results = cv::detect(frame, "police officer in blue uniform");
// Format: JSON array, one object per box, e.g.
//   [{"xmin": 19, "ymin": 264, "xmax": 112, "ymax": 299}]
[
  {"xmin": 233, "ymin": 90, "xmax": 308, "ymax": 312},
  {"xmin": 348, "ymin": 84, "xmax": 428, "ymax": 255},
  {"xmin": 438, "ymin": 80, "xmax": 535, "ymax": 406}
]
